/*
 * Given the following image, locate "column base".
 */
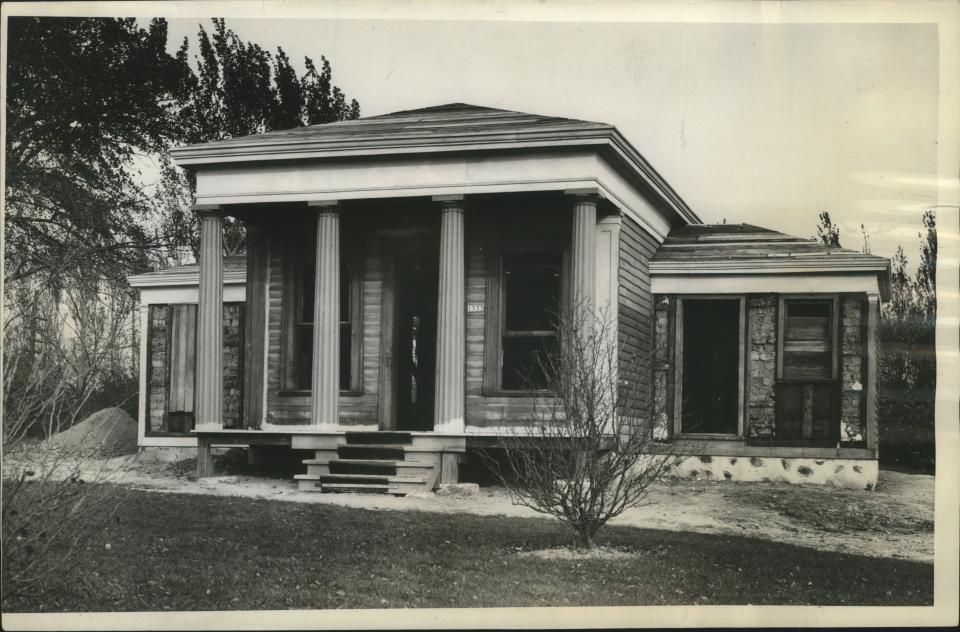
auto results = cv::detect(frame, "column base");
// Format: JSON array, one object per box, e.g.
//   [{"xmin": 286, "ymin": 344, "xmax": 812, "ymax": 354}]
[{"xmin": 432, "ymin": 420, "xmax": 465, "ymax": 435}]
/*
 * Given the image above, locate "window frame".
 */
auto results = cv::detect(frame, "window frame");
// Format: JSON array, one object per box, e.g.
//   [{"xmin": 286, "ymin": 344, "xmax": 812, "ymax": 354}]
[
  {"xmin": 484, "ymin": 247, "xmax": 570, "ymax": 395},
  {"xmin": 281, "ymin": 247, "xmax": 363, "ymax": 395},
  {"xmin": 672, "ymin": 295, "xmax": 746, "ymax": 439},
  {"xmin": 773, "ymin": 294, "xmax": 841, "ymax": 445}
]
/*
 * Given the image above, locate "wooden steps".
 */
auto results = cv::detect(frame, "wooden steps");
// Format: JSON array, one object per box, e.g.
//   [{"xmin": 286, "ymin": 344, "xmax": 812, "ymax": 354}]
[{"xmin": 295, "ymin": 431, "xmax": 465, "ymax": 495}]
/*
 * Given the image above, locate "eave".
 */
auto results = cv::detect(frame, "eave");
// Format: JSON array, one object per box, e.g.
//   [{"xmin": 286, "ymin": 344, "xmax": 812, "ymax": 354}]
[{"xmin": 170, "ymin": 126, "xmax": 701, "ymax": 226}]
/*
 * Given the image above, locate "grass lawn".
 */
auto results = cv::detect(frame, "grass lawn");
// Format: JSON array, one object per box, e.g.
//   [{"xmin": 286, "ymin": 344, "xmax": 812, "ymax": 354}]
[{"xmin": 3, "ymin": 484, "xmax": 933, "ymax": 612}]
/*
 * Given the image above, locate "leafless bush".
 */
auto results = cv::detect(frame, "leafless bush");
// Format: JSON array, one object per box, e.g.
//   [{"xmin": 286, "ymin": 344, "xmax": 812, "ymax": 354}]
[
  {"xmin": 2, "ymin": 278, "xmax": 133, "ymax": 601},
  {"xmin": 482, "ymin": 307, "xmax": 682, "ymax": 549}
]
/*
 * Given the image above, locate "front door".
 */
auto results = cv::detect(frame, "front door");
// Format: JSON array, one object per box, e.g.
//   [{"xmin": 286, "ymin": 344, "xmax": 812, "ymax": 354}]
[{"xmin": 394, "ymin": 254, "xmax": 438, "ymax": 431}]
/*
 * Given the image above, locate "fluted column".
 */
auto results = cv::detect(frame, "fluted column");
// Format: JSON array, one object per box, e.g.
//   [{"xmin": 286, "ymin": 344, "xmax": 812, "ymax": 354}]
[
  {"xmin": 194, "ymin": 207, "xmax": 223, "ymax": 431},
  {"xmin": 309, "ymin": 202, "xmax": 341, "ymax": 429},
  {"xmin": 569, "ymin": 191, "xmax": 599, "ymax": 336},
  {"xmin": 433, "ymin": 196, "xmax": 466, "ymax": 434}
]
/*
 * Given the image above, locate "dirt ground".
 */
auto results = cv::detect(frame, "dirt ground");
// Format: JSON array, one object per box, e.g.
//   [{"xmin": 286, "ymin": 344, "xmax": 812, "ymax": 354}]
[{"xmin": 3, "ymin": 451, "xmax": 934, "ymax": 564}]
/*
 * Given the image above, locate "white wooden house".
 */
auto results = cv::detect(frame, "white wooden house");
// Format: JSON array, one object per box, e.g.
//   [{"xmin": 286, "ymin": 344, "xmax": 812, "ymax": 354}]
[{"xmin": 129, "ymin": 104, "xmax": 890, "ymax": 492}]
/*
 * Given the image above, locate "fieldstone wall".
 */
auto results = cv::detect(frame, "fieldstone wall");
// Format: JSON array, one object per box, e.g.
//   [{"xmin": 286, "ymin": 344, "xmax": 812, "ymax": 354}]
[
  {"xmin": 746, "ymin": 295, "xmax": 777, "ymax": 438},
  {"xmin": 222, "ymin": 303, "xmax": 244, "ymax": 429},
  {"xmin": 840, "ymin": 295, "xmax": 866, "ymax": 443},
  {"xmin": 670, "ymin": 454, "xmax": 878, "ymax": 490},
  {"xmin": 148, "ymin": 305, "xmax": 169, "ymax": 432},
  {"xmin": 652, "ymin": 295, "xmax": 672, "ymax": 440}
]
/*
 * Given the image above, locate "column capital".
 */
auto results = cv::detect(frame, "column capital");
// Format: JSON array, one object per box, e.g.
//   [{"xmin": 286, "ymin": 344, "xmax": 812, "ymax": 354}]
[
  {"xmin": 192, "ymin": 204, "xmax": 223, "ymax": 219},
  {"xmin": 564, "ymin": 188, "xmax": 604, "ymax": 204},
  {"xmin": 308, "ymin": 199, "xmax": 342, "ymax": 214},
  {"xmin": 432, "ymin": 194, "xmax": 467, "ymax": 210}
]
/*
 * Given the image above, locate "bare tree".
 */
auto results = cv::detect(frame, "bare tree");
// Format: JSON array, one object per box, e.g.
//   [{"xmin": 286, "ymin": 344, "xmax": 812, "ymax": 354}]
[
  {"xmin": 482, "ymin": 308, "xmax": 682, "ymax": 550},
  {"xmin": 2, "ymin": 278, "xmax": 132, "ymax": 603}
]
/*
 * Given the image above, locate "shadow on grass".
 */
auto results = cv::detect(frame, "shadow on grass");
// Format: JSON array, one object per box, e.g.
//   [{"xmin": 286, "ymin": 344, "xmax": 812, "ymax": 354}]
[{"xmin": 3, "ymin": 483, "xmax": 933, "ymax": 612}]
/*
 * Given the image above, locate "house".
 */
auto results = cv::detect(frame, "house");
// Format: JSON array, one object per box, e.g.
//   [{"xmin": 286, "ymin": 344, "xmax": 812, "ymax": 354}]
[{"xmin": 128, "ymin": 103, "xmax": 890, "ymax": 492}]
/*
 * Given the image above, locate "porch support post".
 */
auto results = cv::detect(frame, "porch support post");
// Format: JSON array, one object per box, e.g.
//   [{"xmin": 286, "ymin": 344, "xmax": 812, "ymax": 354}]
[
  {"xmin": 433, "ymin": 195, "xmax": 466, "ymax": 434},
  {"xmin": 568, "ymin": 190, "xmax": 600, "ymax": 336},
  {"xmin": 194, "ymin": 206, "xmax": 224, "ymax": 432},
  {"xmin": 309, "ymin": 201, "xmax": 341, "ymax": 430}
]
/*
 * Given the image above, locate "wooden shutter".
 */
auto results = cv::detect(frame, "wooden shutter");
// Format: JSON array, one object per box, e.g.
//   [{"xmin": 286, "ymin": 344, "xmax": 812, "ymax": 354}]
[{"xmin": 168, "ymin": 304, "xmax": 198, "ymax": 414}]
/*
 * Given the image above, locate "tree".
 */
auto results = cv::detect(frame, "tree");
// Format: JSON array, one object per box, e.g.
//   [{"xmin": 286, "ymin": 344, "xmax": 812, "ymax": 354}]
[
  {"xmin": 814, "ymin": 211, "xmax": 841, "ymax": 247},
  {"xmin": 915, "ymin": 210, "xmax": 937, "ymax": 319},
  {"xmin": 877, "ymin": 212, "xmax": 937, "ymax": 472},
  {"xmin": 160, "ymin": 19, "xmax": 362, "ymax": 260},
  {"xmin": 5, "ymin": 17, "xmax": 190, "ymax": 286},
  {"xmin": 482, "ymin": 309, "xmax": 680, "ymax": 550}
]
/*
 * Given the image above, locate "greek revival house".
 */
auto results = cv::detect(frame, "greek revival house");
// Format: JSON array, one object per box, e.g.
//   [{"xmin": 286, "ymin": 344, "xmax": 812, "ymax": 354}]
[{"xmin": 129, "ymin": 104, "xmax": 891, "ymax": 492}]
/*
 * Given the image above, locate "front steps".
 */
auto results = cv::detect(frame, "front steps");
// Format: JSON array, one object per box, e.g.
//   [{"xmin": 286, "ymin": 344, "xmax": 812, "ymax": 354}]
[{"xmin": 293, "ymin": 432, "xmax": 465, "ymax": 495}]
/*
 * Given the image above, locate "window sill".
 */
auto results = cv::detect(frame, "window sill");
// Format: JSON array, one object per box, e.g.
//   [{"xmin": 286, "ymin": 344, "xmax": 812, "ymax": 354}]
[
  {"xmin": 673, "ymin": 433, "xmax": 742, "ymax": 442},
  {"xmin": 484, "ymin": 390, "xmax": 555, "ymax": 398},
  {"xmin": 277, "ymin": 389, "xmax": 364, "ymax": 398}
]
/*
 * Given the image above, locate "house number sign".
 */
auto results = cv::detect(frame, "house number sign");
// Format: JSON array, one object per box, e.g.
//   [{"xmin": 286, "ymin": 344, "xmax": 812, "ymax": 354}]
[{"xmin": 467, "ymin": 303, "xmax": 484, "ymax": 313}]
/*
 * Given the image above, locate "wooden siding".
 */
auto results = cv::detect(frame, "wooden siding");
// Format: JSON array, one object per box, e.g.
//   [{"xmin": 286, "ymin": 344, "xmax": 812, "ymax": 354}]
[
  {"xmin": 264, "ymin": 233, "xmax": 382, "ymax": 425},
  {"xmin": 618, "ymin": 215, "xmax": 657, "ymax": 418}
]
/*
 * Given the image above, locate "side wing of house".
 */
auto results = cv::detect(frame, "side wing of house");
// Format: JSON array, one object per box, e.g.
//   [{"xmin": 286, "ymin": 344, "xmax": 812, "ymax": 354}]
[
  {"xmin": 647, "ymin": 225, "xmax": 889, "ymax": 489},
  {"xmin": 129, "ymin": 258, "xmax": 247, "ymax": 449}
]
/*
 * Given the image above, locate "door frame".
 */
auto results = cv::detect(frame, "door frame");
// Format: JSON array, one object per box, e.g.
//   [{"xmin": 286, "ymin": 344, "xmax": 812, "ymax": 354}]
[{"xmin": 377, "ymin": 232, "xmax": 440, "ymax": 431}]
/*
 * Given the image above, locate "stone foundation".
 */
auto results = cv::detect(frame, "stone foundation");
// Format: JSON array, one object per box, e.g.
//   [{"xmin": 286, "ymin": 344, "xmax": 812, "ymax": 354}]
[
  {"xmin": 670, "ymin": 454, "xmax": 878, "ymax": 490},
  {"xmin": 139, "ymin": 445, "xmax": 197, "ymax": 462}
]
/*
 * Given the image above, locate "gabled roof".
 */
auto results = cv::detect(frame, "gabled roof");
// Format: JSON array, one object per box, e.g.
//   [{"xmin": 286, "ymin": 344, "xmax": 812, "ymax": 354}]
[
  {"xmin": 170, "ymin": 103, "xmax": 699, "ymax": 225},
  {"xmin": 651, "ymin": 224, "xmax": 891, "ymax": 299},
  {"xmin": 128, "ymin": 256, "xmax": 246, "ymax": 288}
]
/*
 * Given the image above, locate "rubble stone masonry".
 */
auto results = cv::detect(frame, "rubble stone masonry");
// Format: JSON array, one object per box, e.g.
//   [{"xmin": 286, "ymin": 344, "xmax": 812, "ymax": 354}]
[
  {"xmin": 652, "ymin": 295, "xmax": 672, "ymax": 439},
  {"xmin": 222, "ymin": 303, "xmax": 244, "ymax": 428},
  {"xmin": 148, "ymin": 305, "xmax": 169, "ymax": 432},
  {"xmin": 840, "ymin": 295, "xmax": 866, "ymax": 443},
  {"xmin": 746, "ymin": 295, "xmax": 777, "ymax": 438}
]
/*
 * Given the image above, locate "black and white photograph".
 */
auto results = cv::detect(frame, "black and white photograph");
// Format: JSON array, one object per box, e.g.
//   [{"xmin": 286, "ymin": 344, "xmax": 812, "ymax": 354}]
[{"xmin": 1, "ymin": 1, "xmax": 958, "ymax": 629}]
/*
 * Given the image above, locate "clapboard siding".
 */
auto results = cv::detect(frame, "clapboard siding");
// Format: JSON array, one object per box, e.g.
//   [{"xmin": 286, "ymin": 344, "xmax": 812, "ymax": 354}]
[
  {"xmin": 619, "ymin": 215, "xmax": 658, "ymax": 418},
  {"xmin": 264, "ymin": 234, "xmax": 382, "ymax": 425}
]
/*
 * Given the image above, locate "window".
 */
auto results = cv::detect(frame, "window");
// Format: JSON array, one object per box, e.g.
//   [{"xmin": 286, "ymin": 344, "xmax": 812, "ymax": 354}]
[
  {"xmin": 290, "ymin": 257, "xmax": 359, "ymax": 391},
  {"xmin": 679, "ymin": 298, "xmax": 742, "ymax": 434},
  {"xmin": 499, "ymin": 253, "xmax": 561, "ymax": 391},
  {"xmin": 776, "ymin": 298, "xmax": 838, "ymax": 442}
]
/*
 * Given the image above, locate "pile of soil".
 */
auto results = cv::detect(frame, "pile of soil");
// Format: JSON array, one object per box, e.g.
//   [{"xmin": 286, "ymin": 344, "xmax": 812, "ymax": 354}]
[{"xmin": 42, "ymin": 407, "xmax": 138, "ymax": 457}]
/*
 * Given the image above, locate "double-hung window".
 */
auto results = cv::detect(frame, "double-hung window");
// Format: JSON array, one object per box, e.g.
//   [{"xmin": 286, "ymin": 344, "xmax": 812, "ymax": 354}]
[
  {"xmin": 497, "ymin": 252, "xmax": 562, "ymax": 391},
  {"xmin": 289, "ymin": 256, "xmax": 360, "ymax": 392}
]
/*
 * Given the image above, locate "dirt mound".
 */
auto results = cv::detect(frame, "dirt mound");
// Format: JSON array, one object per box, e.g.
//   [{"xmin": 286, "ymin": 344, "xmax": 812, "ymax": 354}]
[{"xmin": 43, "ymin": 408, "xmax": 138, "ymax": 457}]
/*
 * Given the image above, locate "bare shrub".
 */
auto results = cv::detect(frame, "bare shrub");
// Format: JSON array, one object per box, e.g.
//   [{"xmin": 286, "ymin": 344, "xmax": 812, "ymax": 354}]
[
  {"xmin": 481, "ymin": 307, "xmax": 682, "ymax": 549},
  {"xmin": 2, "ymin": 279, "xmax": 133, "ymax": 601}
]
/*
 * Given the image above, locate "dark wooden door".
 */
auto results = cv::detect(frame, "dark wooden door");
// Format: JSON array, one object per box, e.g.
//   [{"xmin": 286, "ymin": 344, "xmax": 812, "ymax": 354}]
[{"xmin": 394, "ymin": 254, "xmax": 438, "ymax": 431}]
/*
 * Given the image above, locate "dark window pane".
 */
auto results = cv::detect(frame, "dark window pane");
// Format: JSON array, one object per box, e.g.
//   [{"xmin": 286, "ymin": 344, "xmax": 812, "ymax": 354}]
[
  {"xmin": 504, "ymin": 254, "xmax": 560, "ymax": 332},
  {"xmin": 296, "ymin": 325, "xmax": 312, "ymax": 390},
  {"xmin": 502, "ymin": 335, "xmax": 556, "ymax": 390},
  {"xmin": 298, "ymin": 256, "xmax": 354, "ymax": 390},
  {"xmin": 300, "ymin": 259, "xmax": 315, "ymax": 324},
  {"xmin": 340, "ymin": 323, "xmax": 352, "ymax": 390},
  {"xmin": 340, "ymin": 263, "xmax": 351, "ymax": 323}
]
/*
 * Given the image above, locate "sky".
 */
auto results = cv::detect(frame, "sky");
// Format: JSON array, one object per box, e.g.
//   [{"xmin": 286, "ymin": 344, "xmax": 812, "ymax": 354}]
[{"xmin": 165, "ymin": 13, "xmax": 944, "ymax": 268}]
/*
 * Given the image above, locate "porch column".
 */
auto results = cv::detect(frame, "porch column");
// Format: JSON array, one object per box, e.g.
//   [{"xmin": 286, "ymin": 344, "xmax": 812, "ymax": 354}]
[
  {"xmin": 194, "ymin": 207, "xmax": 224, "ymax": 431},
  {"xmin": 309, "ymin": 201, "xmax": 341, "ymax": 430},
  {"xmin": 433, "ymin": 195, "xmax": 466, "ymax": 434},
  {"xmin": 568, "ymin": 190, "xmax": 600, "ymax": 335}
]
